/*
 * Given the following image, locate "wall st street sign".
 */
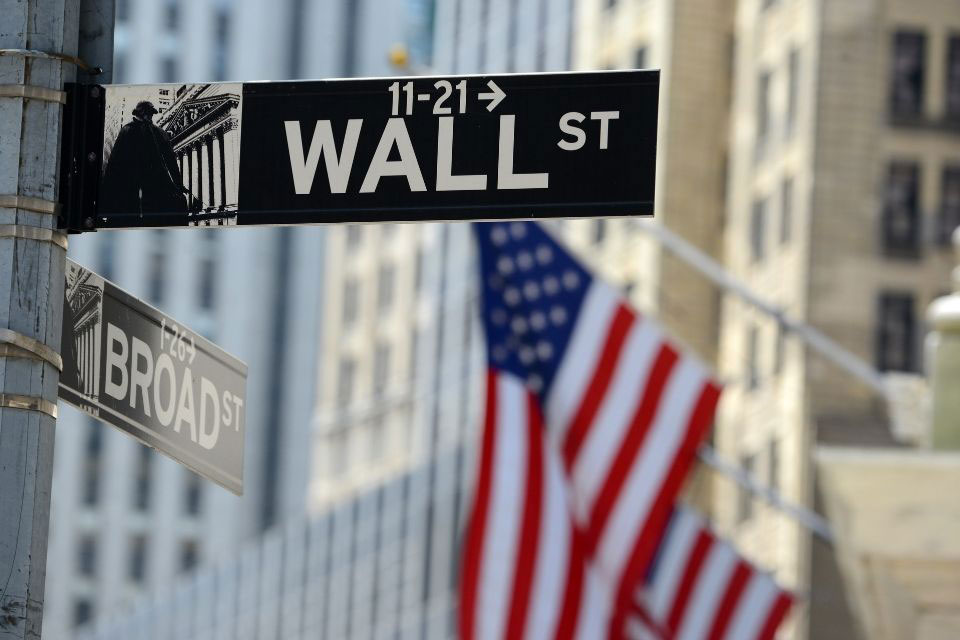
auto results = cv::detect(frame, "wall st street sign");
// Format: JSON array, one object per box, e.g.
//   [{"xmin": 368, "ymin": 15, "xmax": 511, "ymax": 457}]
[
  {"xmin": 59, "ymin": 70, "xmax": 659, "ymax": 231},
  {"xmin": 59, "ymin": 260, "xmax": 247, "ymax": 494}
]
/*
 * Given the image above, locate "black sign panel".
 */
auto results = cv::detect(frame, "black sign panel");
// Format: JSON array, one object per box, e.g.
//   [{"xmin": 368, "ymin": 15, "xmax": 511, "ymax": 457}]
[
  {"xmin": 59, "ymin": 260, "xmax": 247, "ymax": 494},
  {"xmin": 61, "ymin": 70, "xmax": 658, "ymax": 230}
]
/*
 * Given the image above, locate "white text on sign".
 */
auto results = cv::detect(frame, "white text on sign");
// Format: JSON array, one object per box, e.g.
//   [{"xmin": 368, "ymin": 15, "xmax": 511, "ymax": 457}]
[{"xmin": 102, "ymin": 323, "xmax": 244, "ymax": 450}]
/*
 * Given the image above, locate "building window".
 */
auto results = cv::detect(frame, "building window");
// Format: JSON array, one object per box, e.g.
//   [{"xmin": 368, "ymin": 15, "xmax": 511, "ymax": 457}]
[
  {"xmin": 750, "ymin": 198, "xmax": 767, "ymax": 263},
  {"xmin": 164, "ymin": 1, "xmax": 179, "ymax": 31},
  {"xmin": 128, "ymin": 535, "xmax": 147, "ymax": 583},
  {"xmin": 148, "ymin": 231, "xmax": 167, "ymax": 304},
  {"xmin": 337, "ymin": 357, "xmax": 355, "ymax": 408},
  {"xmin": 780, "ymin": 177, "xmax": 794, "ymax": 245},
  {"xmin": 179, "ymin": 540, "xmax": 198, "ymax": 572},
  {"xmin": 948, "ymin": 36, "xmax": 960, "ymax": 120},
  {"xmin": 746, "ymin": 325, "xmax": 760, "ymax": 390},
  {"xmin": 593, "ymin": 219, "xmax": 608, "ymax": 244},
  {"xmin": 877, "ymin": 292, "xmax": 917, "ymax": 372},
  {"xmin": 346, "ymin": 225, "xmax": 363, "ymax": 248},
  {"xmin": 786, "ymin": 48, "xmax": 799, "ymax": 135},
  {"xmin": 414, "ymin": 246, "xmax": 424, "ymax": 293},
  {"xmin": 756, "ymin": 71, "xmax": 772, "ymax": 153},
  {"xmin": 890, "ymin": 31, "xmax": 926, "ymax": 120},
  {"xmin": 160, "ymin": 56, "xmax": 177, "ymax": 83},
  {"xmin": 330, "ymin": 430, "xmax": 348, "ymax": 475},
  {"xmin": 77, "ymin": 535, "xmax": 97, "ymax": 577},
  {"xmin": 98, "ymin": 233, "xmax": 116, "ymax": 281},
  {"xmin": 409, "ymin": 328, "xmax": 420, "ymax": 384},
  {"xmin": 373, "ymin": 343, "xmax": 390, "ymax": 398},
  {"xmin": 939, "ymin": 165, "xmax": 960, "ymax": 245},
  {"xmin": 773, "ymin": 322, "xmax": 785, "ymax": 374},
  {"xmin": 133, "ymin": 446, "xmax": 152, "ymax": 510},
  {"xmin": 184, "ymin": 472, "xmax": 202, "ymax": 516},
  {"xmin": 113, "ymin": 51, "xmax": 127, "ymax": 84},
  {"xmin": 73, "ymin": 598, "xmax": 94, "ymax": 627},
  {"xmin": 369, "ymin": 417, "xmax": 386, "ymax": 462},
  {"xmin": 882, "ymin": 161, "xmax": 921, "ymax": 256},
  {"xmin": 634, "ymin": 46, "xmax": 647, "ymax": 69},
  {"xmin": 198, "ymin": 233, "xmax": 218, "ymax": 310},
  {"xmin": 213, "ymin": 8, "xmax": 231, "ymax": 81},
  {"xmin": 737, "ymin": 454, "xmax": 756, "ymax": 524},
  {"xmin": 342, "ymin": 278, "xmax": 359, "ymax": 326},
  {"xmin": 82, "ymin": 419, "xmax": 102, "ymax": 506},
  {"xmin": 768, "ymin": 438, "xmax": 780, "ymax": 493},
  {"xmin": 377, "ymin": 264, "xmax": 395, "ymax": 311}
]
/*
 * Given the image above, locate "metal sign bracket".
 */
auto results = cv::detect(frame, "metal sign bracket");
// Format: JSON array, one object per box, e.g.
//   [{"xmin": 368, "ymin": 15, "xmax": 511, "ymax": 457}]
[{"xmin": 58, "ymin": 83, "xmax": 105, "ymax": 233}]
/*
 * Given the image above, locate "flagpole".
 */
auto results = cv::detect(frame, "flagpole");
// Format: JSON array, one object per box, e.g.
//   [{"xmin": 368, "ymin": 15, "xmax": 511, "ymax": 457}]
[
  {"xmin": 631, "ymin": 219, "xmax": 889, "ymax": 397},
  {"xmin": 696, "ymin": 446, "xmax": 834, "ymax": 543}
]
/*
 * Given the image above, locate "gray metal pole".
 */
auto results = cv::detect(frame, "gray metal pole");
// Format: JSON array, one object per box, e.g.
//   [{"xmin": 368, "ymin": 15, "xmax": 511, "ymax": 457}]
[
  {"xmin": 78, "ymin": 0, "xmax": 115, "ymax": 83},
  {"xmin": 0, "ymin": 1, "xmax": 80, "ymax": 637}
]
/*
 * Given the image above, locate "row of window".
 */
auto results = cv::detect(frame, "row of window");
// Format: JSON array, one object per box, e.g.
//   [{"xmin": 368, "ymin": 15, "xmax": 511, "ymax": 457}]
[
  {"xmin": 72, "ymin": 538, "xmax": 198, "ymax": 627},
  {"xmin": 76, "ymin": 534, "xmax": 198, "ymax": 582},
  {"xmin": 756, "ymin": 47, "xmax": 801, "ymax": 156},
  {"xmin": 117, "ymin": 0, "xmax": 183, "ymax": 31},
  {"xmin": 97, "ymin": 232, "xmax": 217, "ymax": 312},
  {"xmin": 890, "ymin": 31, "xmax": 960, "ymax": 123},
  {"xmin": 747, "ymin": 162, "xmax": 960, "ymax": 265},
  {"xmin": 749, "ymin": 175, "xmax": 794, "ymax": 263},
  {"xmin": 883, "ymin": 162, "xmax": 960, "ymax": 255},
  {"xmin": 114, "ymin": 6, "xmax": 230, "ymax": 83},
  {"xmin": 342, "ymin": 266, "xmax": 397, "ymax": 325},
  {"xmin": 344, "ymin": 223, "xmax": 401, "ymax": 250},
  {"xmin": 743, "ymin": 290, "xmax": 929, "ymax": 389},
  {"xmin": 327, "ymin": 415, "xmax": 396, "ymax": 476},
  {"xmin": 737, "ymin": 437, "xmax": 780, "ymax": 524},
  {"xmin": 745, "ymin": 322, "xmax": 786, "ymax": 391},
  {"xmin": 81, "ymin": 421, "xmax": 202, "ymax": 515},
  {"xmin": 337, "ymin": 341, "xmax": 399, "ymax": 409}
]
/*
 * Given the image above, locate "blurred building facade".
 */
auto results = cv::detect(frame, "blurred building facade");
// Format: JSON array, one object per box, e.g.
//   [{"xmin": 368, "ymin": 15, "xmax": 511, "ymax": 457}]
[
  {"xmin": 74, "ymin": 453, "xmax": 461, "ymax": 640},
  {"xmin": 57, "ymin": 0, "xmax": 960, "ymax": 639},
  {"xmin": 44, "ymin": 0, "xmax": 410, "ymax": 637},
  {"xmin": 310, "ymin": 0, "xmax": 578, "ymax": 507},
  {"xmin": 574, "ymin": 0, "xmax": 960, "ymax": 639},
  {"xmin": 305, "ymin": 1, "xmax": 577, "ymax": 634},
  {"xmin": 716, "ymin": 1, "xmax": 959, "ymax": 639}
]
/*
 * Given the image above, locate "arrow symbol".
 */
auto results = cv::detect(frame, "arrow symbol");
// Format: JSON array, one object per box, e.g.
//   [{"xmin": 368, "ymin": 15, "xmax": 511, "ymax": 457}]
[{"xmin": 478, "ymin": 80, "xmax": 506, "ymax": 112}]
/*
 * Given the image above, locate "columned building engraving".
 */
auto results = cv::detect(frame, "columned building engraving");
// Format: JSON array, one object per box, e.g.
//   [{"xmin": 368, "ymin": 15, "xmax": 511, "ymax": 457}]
[
  {"xmin": 62, "ymin": 266, "xmax": 104, "ymax": 401},
  {"xmin": 157, "ymin": 83, "xmax": 243, "ymax": 226}
]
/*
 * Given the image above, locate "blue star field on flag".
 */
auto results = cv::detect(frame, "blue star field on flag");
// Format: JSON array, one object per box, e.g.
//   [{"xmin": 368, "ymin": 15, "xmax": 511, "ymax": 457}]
[{"xmin": 474, "ymin": 221, "xmax": 591, "ymax": 398}]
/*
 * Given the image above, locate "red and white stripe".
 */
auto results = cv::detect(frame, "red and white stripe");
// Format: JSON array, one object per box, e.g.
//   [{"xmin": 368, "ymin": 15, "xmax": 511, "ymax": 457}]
[
  {"xmin": 629, "ymin": 506, "xmax": 795, "ymax": 640},
  {"xmin": 544, "ymin": 281, "xmax": 721, "ymax": 629},
  {"xmin": 460, "ymin": 371, "xmax": 611, "ymax": 640}
]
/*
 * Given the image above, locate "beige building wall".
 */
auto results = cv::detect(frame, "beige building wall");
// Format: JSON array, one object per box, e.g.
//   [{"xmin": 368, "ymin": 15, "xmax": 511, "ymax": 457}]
[
  {"xmin": 716, "ymin": 0, "xmax": 960, "ymax": 639},
  {"xmin": 571, "ymin": 0, "xmax": 731, "ymax": 360},
  {"xmin": 715, "ymin": 1, "xmax": 820, "ymax": 638},
  {"xmin": 571, "ymin": 0, "xmax": 733, "ymax": 513}
]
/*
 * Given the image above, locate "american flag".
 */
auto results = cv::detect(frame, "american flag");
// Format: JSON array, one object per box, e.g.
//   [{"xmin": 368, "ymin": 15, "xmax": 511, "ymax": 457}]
[
  {"xmin": 461, "ymin": 220, "xmax": 724, "ymax": 638},
  {"xmin": 628, "ymin": 506, "xmax": 794, "ymax": 640}
]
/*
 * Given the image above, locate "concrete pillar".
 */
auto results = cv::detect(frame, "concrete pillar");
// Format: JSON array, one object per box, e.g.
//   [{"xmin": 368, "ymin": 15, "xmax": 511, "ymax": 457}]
[{"xmin": 926, "ymin": 227, "xmax": 960, "ymax": 450}]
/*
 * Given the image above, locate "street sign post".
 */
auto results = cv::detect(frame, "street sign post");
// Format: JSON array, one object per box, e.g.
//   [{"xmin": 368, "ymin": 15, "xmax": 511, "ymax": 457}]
[
  {"xmin": 59, "ymin": 70, "xmax": 659, "ymax": 231},
  {"xmin": 59, "ymin": 259, "xmax": 247, "ymax": 494}
]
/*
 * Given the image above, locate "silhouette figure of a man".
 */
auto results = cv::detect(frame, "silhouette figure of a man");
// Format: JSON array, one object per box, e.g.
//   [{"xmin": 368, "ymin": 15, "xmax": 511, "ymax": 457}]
[{"xmin": 101, "ymin": 100, "xmax": 187, "ymax": 214}]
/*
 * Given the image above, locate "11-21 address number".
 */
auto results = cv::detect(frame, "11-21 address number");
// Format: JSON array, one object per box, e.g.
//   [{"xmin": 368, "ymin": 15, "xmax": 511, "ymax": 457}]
[{"xmin": 388, "ymin": 80, "xmax": 468, "ymax": 116}]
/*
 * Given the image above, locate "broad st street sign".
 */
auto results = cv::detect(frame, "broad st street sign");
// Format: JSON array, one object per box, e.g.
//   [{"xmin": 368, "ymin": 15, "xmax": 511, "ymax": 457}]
[
  {"xmin": 59, "ymin": 70, "xmax": 659, "ymax": 231},
  {"xmin": 59, "ymin": 260, "xmax": 247, "ymax": 494}
]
